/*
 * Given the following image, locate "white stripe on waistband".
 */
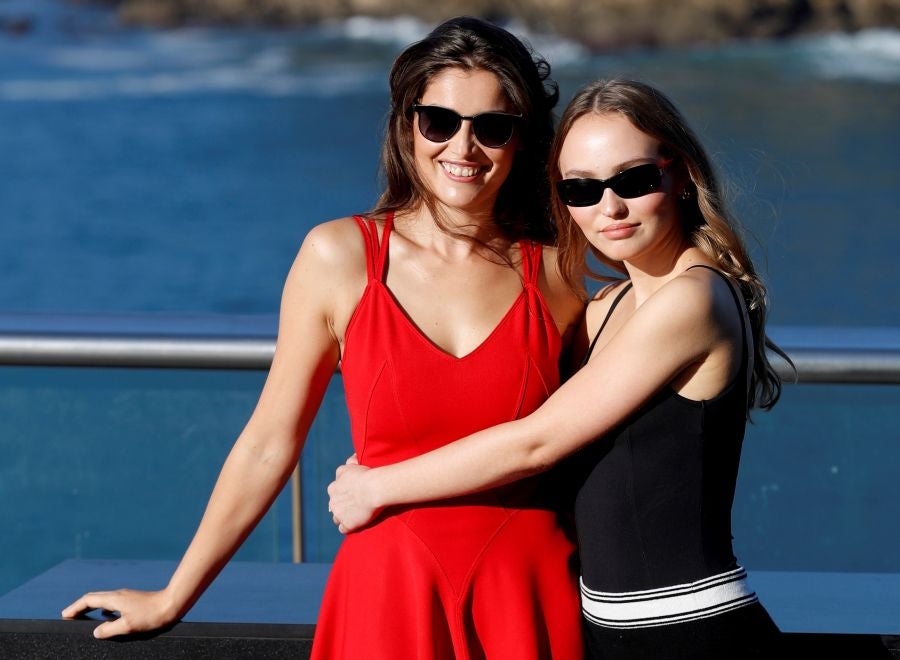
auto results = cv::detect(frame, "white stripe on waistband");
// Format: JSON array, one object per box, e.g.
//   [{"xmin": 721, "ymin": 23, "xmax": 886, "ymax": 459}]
[{"xmin": 580, "ymin": 566, "xmax": 758, "ymax": 629}]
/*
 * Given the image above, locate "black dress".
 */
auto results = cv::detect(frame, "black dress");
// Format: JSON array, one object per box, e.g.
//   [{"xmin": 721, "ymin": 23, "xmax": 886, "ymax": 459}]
[{"xmin": 573, "ymin": 267, "xmax": 781, "ymax": 659}]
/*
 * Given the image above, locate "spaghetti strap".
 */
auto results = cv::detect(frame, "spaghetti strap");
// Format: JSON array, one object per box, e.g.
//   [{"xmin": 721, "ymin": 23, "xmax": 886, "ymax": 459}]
[
  {"xmin": 352, "ymin": 215, "xmax": 378, "ymax": 282},
  {"xmin": 352, "ymin": 212, "xmax": 394, "ymax": 283},
  {"xmin": 518, "ymin": 241, "xmax": 542, "ymax": 286},
  {"xmin": 373, "ymin": 212, "xmax": 393, "ymax": 282},
  {"xmin": 581, "ymin": 282, "xmax": 633, "ymax": 367}
]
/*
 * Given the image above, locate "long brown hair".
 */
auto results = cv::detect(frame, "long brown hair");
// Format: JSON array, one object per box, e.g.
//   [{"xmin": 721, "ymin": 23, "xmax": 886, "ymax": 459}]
[
  {"xmin": 371, "ymin": 16, "xmax": 559, "ymax": 246},
  {"xmin": 552, "ymin": 79, "xmax": 789, "ymax": 411}
]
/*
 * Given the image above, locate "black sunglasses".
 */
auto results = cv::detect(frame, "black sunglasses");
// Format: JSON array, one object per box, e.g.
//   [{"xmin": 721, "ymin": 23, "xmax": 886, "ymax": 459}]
[
  {"xmin": 556, "ymin": 163, "xmax": 665, "ymax": 207},
  {"xmin": 411, "ymin": 104, "xmax": 522, "ymax": 149}
]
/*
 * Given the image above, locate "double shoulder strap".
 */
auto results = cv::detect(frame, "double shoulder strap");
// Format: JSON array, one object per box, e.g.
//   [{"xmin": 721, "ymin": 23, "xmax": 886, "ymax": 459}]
[{"xmin": 353, "ymin": 212, "xmax": 394, "ymax": 283}]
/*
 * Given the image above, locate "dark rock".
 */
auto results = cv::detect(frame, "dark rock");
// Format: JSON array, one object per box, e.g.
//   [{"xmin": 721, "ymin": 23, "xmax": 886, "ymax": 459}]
[
  {"xmin": 111, "ymin": 0, "xmax": 900, "ymax": 47},
  {"xmin": 0, "ymin": 15, "xmax": 34, "ymax": 36}
]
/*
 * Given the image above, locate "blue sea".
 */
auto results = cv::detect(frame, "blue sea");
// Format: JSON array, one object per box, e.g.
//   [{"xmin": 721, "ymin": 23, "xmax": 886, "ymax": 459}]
[
  {"xmin": 1, "ymin": 1, "xmax": 898, "ymax": 322},
  {"xmin": 1, "ymin": 1, "xmax": 899, "ymax": 595}
]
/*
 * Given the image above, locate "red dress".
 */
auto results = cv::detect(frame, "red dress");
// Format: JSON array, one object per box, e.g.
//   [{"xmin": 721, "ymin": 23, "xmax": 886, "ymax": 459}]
[{"xmin": 311, "ymin": 214, "xmax": 582, "ymax": 660}]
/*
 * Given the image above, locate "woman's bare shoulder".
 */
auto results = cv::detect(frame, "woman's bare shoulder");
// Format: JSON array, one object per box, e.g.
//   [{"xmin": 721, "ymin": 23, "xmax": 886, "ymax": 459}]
[
  {"xmin": 619, "ymin": 270, "xmax": 722, "ymax": 352},
  {"xmin": 655, "ymin": 267, "xmax": 723, "ymax": 322},
  {"xmin": 298, "ymin": 216, "xmax": 367, "ymax": 267},
  {"xmin": 281, "ymin": 216, "xmax": 371, "ymax": 313},
  {"xmin": 663, "ymin": 266, "xmax": 744, "ymax": 338}
]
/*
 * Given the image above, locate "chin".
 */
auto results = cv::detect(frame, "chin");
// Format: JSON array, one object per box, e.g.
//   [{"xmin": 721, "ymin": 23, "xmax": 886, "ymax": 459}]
[
  {"xmin": 436, "ymin": 190, "xmax": 495, "ymax": 214},
  {"xmin": 594, "ymin": 244, "xmax": 638, "ymax": 264}
]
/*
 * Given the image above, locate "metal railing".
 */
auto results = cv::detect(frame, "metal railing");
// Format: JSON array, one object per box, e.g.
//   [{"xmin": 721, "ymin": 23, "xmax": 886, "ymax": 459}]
[
  {"xmin": 2, "ymin": 314, "xmax": 898, "ymax": 383},
  {"xmin": 2, "ymin": 313, "xmax": 899, "ymax": 563},
  {"xmin": 0, "ymin": 313, "xmax": 277, "ymax": 369}
]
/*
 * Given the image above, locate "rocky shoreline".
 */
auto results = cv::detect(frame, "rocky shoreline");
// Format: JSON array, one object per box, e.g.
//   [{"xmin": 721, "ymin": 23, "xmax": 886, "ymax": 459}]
[
  {"xmin": 109, "ymin": 0, "xmax": 899, "ymax": 48},
  {"xmin": 2, "ymin": 1, "xmax": 897, "ymax": 46}
]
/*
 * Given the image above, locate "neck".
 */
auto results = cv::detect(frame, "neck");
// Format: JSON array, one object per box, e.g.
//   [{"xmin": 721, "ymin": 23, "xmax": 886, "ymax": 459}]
[
  {"xmin": 623, "ymin": 237, "xmax": 709, "ymax": 305},
  {"xmin": 397, "ymin": 203, "xmax": 507, "ymax": 259}
]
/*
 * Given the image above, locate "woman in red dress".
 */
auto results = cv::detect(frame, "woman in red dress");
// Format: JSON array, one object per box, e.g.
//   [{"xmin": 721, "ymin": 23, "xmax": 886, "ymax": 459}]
[{"xmin": 63, "ymin": 17, "xmax": 585, "ymax": 659}]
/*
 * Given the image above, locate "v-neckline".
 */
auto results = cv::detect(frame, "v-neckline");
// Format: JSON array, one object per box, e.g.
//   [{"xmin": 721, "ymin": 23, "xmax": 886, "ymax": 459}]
[{"xmin": 375, "ymin": 281, "xmax": 527, "ymax": 361}]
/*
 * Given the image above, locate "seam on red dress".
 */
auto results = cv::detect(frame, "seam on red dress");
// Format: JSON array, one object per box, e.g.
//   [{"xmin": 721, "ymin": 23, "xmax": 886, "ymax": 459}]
[{"xmin": 357, "ymin": 358, "xmax": 386, "ymax": 465}]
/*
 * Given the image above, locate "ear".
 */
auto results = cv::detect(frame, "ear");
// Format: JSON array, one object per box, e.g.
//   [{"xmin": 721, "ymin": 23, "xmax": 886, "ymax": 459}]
[{"xmin": 667, "ymin": 159, "xmax": 693, "ymax": 198}]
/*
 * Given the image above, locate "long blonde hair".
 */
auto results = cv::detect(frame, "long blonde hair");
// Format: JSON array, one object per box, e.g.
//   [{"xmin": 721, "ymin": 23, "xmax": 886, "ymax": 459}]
[{"xmin": 553, "ymin": 79, "xmax": 788, "ymax": 411}]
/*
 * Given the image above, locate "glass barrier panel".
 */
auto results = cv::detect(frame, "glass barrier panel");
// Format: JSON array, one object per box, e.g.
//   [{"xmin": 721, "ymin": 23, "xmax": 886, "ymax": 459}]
[
  {"xmin": 2, "ymin": 365, "xmax": 897, "ymax": 596},
  {"xmin": 0, "ymin": 366, "xmax": 352, "ymax": 595},
  {"xmin": 735, "ymin": 383, "xmax": 900, "ymax": 572}
]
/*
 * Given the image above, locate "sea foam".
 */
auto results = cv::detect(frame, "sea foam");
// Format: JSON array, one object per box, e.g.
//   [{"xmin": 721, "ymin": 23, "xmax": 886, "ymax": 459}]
[{"xmin": 797, "ymin": 28, "xmax": 900, "ymax": 83}]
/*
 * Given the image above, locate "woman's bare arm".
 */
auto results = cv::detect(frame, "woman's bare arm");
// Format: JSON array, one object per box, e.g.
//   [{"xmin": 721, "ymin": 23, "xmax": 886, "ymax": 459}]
[{"xmin": 62, "ymin": 220, "xmax": 363, "ymax": 638}]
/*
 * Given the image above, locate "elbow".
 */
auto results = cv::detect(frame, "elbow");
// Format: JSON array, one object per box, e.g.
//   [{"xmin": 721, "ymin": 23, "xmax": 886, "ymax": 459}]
[
  {"xmin": 234, "ymin": 426, "xmax": 300, "ymax": 477},
  {"xmin": 481, "ymin": 417, "xmax": 562, "ymax": 484},
  {"xmin": 516, "ymin": 414, "xmax": 581, "ymax": 477},
  {"xmin": 521, "ymin": 438, "xmax": 557, "ymax": 477}
]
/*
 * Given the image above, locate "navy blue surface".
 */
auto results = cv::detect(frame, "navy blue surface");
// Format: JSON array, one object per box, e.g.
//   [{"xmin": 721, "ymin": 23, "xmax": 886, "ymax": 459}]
[
  {"xmin": 752, "ymin": 571, "xmax": 900, "ymax": 635},
  {"xmin": 0, "ymin": 560, "xmax": 330, "ymax": 625}
]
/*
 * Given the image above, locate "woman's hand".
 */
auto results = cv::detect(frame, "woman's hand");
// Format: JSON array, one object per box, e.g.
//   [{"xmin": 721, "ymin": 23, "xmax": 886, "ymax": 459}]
[
  {"xmin": 61, "ymin": 588, "xmax": 179, "ymax": 639},
  {"xmin": 327, "ymin": 460, "xmax": 380, "ymax": 533}
]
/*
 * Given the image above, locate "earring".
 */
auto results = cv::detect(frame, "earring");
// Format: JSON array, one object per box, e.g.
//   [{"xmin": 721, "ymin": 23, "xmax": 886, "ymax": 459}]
[{"xmin": 679, "ymin": 188, "xmax": 693, "ymax": 201}]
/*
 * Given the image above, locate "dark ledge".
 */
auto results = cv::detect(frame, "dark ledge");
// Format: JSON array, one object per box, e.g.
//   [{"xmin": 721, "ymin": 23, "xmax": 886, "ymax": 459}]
[
  {"xmin": 2, "ymin": 561, "xmax": 899, "ymax": 658},
  {"xmin": 0, "ymin": 559, "xmax": 327, "ymax": 659},
  {"xmin": 0, "ymin": 619, "xmax": 314, "ymax": 659}
]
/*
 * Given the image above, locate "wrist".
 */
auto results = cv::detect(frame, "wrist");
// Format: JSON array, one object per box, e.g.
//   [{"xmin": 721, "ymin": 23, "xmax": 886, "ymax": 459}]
[
  {"xmin": 158, "ymin": 584, "xmax": 191, "ymax": 622},
  {"xmin": 363, "ymin": 468, "xmax": 387, "ymax": 510}
]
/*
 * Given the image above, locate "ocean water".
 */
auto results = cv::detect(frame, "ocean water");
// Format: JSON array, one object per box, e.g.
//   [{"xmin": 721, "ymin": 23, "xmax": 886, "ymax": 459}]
[
  {"xmin": 1, "ymin": 1, "xmax": 899, "ymax": 595},
  {"xmin": 1, "ymin": 2, "xmax": 898, "ymax": 323}
]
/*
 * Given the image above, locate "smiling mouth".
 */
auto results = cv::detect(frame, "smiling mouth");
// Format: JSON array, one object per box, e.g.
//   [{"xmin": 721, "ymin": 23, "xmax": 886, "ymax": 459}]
[{"xmin": 441, "ymin": 162, "xmax": 482, "ymax": 178}]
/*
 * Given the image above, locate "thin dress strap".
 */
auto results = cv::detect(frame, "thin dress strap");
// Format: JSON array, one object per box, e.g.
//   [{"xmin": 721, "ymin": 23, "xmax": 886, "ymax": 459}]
[
  {"xmin": 374, "ymin": 212, "xmax": 393, "ymax": 282},
  {"xmin": 352, "ymin": 212, "xmax": 394, "ymax": 283},
  {"xmin": 518, "ymin": 241, "xmax": 542, "ymax": 286},
  {"xmin": 581, "ymin": 282, "xmax": 633, "ymax": 367}
]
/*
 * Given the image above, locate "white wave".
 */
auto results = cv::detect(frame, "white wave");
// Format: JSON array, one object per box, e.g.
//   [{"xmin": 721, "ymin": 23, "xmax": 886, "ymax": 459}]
[
  {"xmin": 502, "ymin": 19, "xmax": 588, "ymax": 69},
  {"xmin": 47, "ymin": 47, "xmax": 150, "ymax": 71},
  {"xmin": 249, "ymin": 46, "xmax": 293, "ymax": 73},
  {"xmin": 796, "ymin": 28, "xmax": 900, "ymax": 83},
  {"xmin": 314, "ymin": 15, "xmax": 588, "ymax": 66},
  {"xmin": 0, "ymin": 22, "xmax": 388, "ymax": 101},
  {"xmin": 318, "ymin": 15, "xmax": 431, "ymax": 45},
  {"xmin": 0, "ymin": 78, "xmax": 107, "ymax": 101},
  {"xmin": 0, "ymin": 64, "xmax": 382, "ymax": 100},
  {"xmin": 817, "ymin": 28, "xmax": 900, "ymax": 59},
  {"xmin": 143, "ymin": 28, "xmax": 248, "ymax": 67},
  {"xmin": 34, "ymin": 28, "xmax": 276, "ymax": 75}
]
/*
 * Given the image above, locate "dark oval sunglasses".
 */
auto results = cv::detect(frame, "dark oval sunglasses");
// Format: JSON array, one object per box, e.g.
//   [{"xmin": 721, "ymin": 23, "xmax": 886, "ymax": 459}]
[
  {"xmin": 411, "ymin": 104, "xmax": 522, "ymax": 149},
  {"xmin": 556, "ymin": 163, "xmax": 665, "ymax": 207}
]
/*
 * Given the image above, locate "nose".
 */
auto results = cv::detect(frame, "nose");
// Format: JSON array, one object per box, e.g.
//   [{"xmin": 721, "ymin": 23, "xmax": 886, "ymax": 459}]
[
  {"xmin": 447, "ymin": 118, "xmax": 478, "ymax": 155},
  {"xmin": 599, "ymin": 187, "xmax": 627, "ymax": 218}
]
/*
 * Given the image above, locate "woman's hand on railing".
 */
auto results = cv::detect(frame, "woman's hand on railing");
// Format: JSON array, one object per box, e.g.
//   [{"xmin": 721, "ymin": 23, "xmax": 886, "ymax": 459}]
[
  {"xmin": 61, "ymin": 588, "xmax": 180, "ymax": 639},
  {"xmin": 327, "ymin": 454, "xmax": 380, "ymax": 533}
]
